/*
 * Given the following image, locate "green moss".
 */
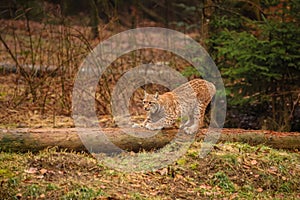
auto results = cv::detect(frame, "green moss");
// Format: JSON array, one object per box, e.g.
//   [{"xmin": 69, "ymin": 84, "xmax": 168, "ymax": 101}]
[
  {"xmin": 219, "ymin": 153, "xmax": 238, "ymax": 165},
  {"xmin": 190, "ymin": 163, "xmax": 198, "ymax": 170},
  {"xmin": 176, "ymin": 158, "xmax": 187, "ymax": 166}
]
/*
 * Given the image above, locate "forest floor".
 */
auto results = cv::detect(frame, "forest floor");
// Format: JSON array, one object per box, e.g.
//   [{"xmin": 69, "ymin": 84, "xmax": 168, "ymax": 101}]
[{"xmin": 0, "ymin": 138, "xmax": 300, "ymax": 199}]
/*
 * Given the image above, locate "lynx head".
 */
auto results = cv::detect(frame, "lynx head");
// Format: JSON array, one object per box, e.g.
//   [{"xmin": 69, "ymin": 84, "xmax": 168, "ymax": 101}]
[{"xmin": 143, "ymin": 91, "xmax": 160, "ymax": 113}]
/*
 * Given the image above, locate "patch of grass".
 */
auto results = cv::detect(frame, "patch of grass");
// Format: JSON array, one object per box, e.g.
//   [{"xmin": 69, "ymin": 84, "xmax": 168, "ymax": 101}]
[
  {"xmin": 189, "ymin": 162, "xmax": 198, "ymax": 170},
  {"xmin": 46, "ymin": 183, "xmax": 59, "ymax": 191},
  {"xmin": 0, "ymin": 91, "xmax": 8, "ymax": 101},
  {"xmin": 279, "ymin": 181, "xmax": 292, "ymax": 193},
  {"xmin": 8, "ymin": 177, "xmax": 20, "ymax": 186},
  {"xmin": 240, "ymin": 184, "xmax": 254, "ymax": 193},
  {"xmin": 0, "ymin": 177, "xmax": 20, "ymax": 198},
  {"xmin": 176, "ymin": 158, "xmax": 187, "ymax": 166},
  {"xmin": 61, "ymin": 186, "xmax": 105, "ymax": 200},
  {"xmin": 130, "ymin": 192, "xmax": 146, "ymax": 200},
  {"xmin": 187, "ymin": 149, "xmax": 198, "ymax": 158},
  {"xmin": 0, "ymin": 168, "xmax": 14, "ymax": 178},
  {"xmin": 24, "ymin": 184, "xmax": 42, "ymax": 198},
  {"xmin": 212, "ymin": 171, "xmax": 236, "ymax": 193},
  {"xmin": 268, "ymin": 151, "xmax": 294, "ymax": 165},
  {"xmin": 219, "ymin": 153, "xmax": 238, "ymax": 165},
  {"xmin": 101, "ymin": 140, "xmax": 191, "ymax": 172}
]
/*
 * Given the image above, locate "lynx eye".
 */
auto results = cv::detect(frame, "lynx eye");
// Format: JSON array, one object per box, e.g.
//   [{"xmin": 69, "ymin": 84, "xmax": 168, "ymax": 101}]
[{"xmin": 149, "ymin": 102, "xmax": 152, "ymax": 104}]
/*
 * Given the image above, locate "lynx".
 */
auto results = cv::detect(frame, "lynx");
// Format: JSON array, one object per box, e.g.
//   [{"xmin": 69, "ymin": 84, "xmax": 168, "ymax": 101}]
[{"xmin": 141, "ymin": 79, "xmax": 216, "ymax": 134}]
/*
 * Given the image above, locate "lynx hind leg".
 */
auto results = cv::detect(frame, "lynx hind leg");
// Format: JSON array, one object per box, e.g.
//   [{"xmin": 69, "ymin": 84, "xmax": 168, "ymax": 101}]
[
  {"xmin": 179, "ymin": 116, "xmax": 190, "ymax": 129},
  {"xmin": 198, "ymin": 100, "xmax": 213, "ymax": 128},
  {"xmin": 198, "ymin": 103, "xmax": 207, "ymax": 128},
  {"xmin": 179, "ymin": 102, "xmax": 197, "ymax": 129}
]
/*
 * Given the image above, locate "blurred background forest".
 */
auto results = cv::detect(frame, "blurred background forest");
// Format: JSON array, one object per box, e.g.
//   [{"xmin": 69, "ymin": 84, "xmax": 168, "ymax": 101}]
[{"xmin": 0, "ymin": 0, "xmax": 299, "ymax": 131}]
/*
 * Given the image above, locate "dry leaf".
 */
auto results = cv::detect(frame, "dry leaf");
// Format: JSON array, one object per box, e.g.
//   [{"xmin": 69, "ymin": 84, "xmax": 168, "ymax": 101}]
[
  {"xmin": 40, "ymin": 168, "xmax": 47, "ymax": 175},
  {"xmin": 251, "ymin": 160, "xmax": 258, "ymax": 165},
  {"xmin": 36, "ymin": 175, "xmax": 44, "ymax": 179},
  {"xmin": 243, "ymin": 165, "xmax": 250, "ymax": 169},
  {"xmin": 24, "ymin": 167, "xmax": 37, "ymax": 174},
  {"xmin": 268, "ymin": 166, "xmax": 278, "ymax": 174},
  {"xmin": 174, "ymin": 174, "xmax": 184, "ymax": 181},
  {"xmin": 254, "ymin": 174, "xmax": 260, "ymax": 178},
  {"xmin": 199, "ymin": 184, "xmax": 212, "ymax": 190},
  {"xmin": 16, "ymin": 193, "xmax": 22, "ymax": 198},
  {"xmin": 157, "ymin": 168, "xmax": 168, "ymax": 176},
  {"xmin": 58, "ymin": 170, "xmax": 64, "ymax": 175},
  {"xmin": 230, "ymin": 193, "xmax": 238, "ymax": 200}
]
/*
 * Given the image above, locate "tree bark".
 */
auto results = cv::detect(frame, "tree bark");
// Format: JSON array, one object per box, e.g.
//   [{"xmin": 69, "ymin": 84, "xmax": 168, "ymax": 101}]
[
  {"xmin": 0, "ymin": 128, "xmax": 299, "ymax": 153},
  {"xmin": 89, "ymin": 0, "xmax": 100, "ymax": 39}
]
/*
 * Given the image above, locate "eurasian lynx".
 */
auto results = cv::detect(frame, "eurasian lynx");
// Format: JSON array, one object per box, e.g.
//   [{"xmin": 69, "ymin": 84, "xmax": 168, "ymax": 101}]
[{"xmin": 142, "ymin": 79, "xmax": 216, "ymax": 134}]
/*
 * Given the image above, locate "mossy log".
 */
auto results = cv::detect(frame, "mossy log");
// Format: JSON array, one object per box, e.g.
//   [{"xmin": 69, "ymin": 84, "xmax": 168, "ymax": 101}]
[{"xmin": 0, "ymin": 128, "xmax": 299, "ymax": 153}]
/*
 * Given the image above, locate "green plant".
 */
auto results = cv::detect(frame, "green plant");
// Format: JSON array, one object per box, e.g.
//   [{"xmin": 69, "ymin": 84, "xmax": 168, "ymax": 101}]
[
  {"xmin": 212, "ymin": 171, "xmax": 236, "ymax": 193},
  {"xmin": 208, "ymin": 0, "xmax": 300, "ymax": 131},
  {"xmin": 131, "ymin": 192, "xmax": 146, "ymax": 200},
  {"xmin": 61, "ymin": 186, "xmax": 104, "ymax": 200},
  {"xmin": 25, "ymin": 184, "xmax": 42, "ymax": 198}
]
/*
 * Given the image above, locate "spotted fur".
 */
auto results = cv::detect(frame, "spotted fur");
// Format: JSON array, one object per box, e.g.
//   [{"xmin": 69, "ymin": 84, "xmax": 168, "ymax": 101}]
[{"xmin": 141, "ymin": 79, "xmax": 216, "ymax": 134}]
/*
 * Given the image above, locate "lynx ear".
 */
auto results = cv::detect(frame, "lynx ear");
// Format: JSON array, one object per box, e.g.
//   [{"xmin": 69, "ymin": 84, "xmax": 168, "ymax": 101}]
[
  {"xmin": 154, "ymin": 92, "xmax": 159, "ymax": 99},
  {"xmin": 144, "ymin": 90, "xmax": 147, "ymax": 98}
]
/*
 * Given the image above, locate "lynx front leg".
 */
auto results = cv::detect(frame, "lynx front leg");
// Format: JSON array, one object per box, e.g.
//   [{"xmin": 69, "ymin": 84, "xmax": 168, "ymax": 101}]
[
  {"xmin": 132, "ymin": 115, "xmax": 150, "ymax": 128},
  {"xmin": 183, "ymin": 105, "xmax": 201, "ymax": 134},
  {"xmin": 141, "ymin": 117, "xmax": 149, "ymax": 127}
]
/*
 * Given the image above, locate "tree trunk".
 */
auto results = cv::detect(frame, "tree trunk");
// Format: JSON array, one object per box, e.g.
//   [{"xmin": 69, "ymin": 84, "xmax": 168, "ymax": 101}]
[
  {"xmin": 89, "ymin": 0, "xmax": 100, "ymax": 39},
  {"xmin": 0, "ymin": 128, "xmax": 299, "ymax": 153},
  {"xmin": 200, "ymin": 0, "xmax": 214, "ymax": 48}
]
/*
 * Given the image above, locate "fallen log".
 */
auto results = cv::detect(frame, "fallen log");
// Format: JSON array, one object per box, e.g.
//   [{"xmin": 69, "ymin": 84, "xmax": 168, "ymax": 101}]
[
  {"xmin": 0, "ymin": 128, "xmax": 299, "ymax": 153},
  {"xmin": 0, "ymin": 128, "xmax": 178, "ymax": 153}
]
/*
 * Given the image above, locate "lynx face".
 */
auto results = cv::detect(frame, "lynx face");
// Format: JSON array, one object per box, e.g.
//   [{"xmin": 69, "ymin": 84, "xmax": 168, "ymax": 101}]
[{"xmin": 143, "ymin": 92, "xmax": 160, "ymax": 113}]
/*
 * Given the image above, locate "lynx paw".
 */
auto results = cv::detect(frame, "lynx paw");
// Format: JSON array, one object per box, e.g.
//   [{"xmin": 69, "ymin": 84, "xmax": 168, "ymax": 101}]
[
  {"xmin": 145, "ymin": 123, "xmax": 163, "ymax": 130},
  {"xmin": 183, "ymin": 124, "xmax": 199, "ymax": 134},
  {"xmin": 132, "ymin": 123, "xmax": 143, "ymax": 128}
]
